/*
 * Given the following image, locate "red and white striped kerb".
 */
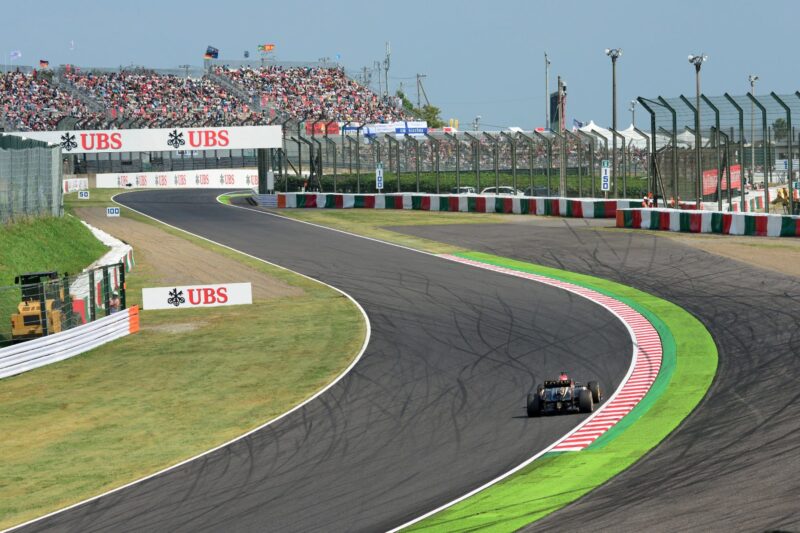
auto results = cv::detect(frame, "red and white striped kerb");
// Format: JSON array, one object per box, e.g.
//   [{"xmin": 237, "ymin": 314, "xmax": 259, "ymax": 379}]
[{"xmin": 439, "ymin": 255, "xmax": 663, "ymax": 452}]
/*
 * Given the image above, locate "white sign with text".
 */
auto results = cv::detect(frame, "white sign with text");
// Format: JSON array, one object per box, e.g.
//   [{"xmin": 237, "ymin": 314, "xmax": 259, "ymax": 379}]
[{"xmin": 142, "ymin": 283, "xmax": 252, "ymax": 310}]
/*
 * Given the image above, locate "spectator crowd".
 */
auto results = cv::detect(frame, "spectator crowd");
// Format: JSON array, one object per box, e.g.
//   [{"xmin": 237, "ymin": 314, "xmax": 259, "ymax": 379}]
[
  {"xmin": 214, "ymin": 65, "xmax": 408, "ymax": 123},
  {"xmin": 0, "ymin": 71, "xmax": 98, "ymax": 131},
  {"xmin": 1, "ymin": 65, "xmax": 410, "ymax": 132}
]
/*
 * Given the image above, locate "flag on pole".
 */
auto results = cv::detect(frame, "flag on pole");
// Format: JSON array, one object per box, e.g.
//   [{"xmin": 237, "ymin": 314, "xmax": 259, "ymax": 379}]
[
  {"xmin": 9, "ymin": 50, "xmax": 22, "ymax": 61},
  {"xmin": 204, "ymin": 45, "xmax": 219, "ymax": 59},
  {"xmin": 257, "ymin": 44, "xmax": 276, "ymax": 52}
]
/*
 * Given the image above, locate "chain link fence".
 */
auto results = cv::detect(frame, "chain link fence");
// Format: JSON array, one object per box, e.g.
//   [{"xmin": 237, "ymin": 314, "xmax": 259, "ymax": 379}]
[
  {"xmin": 0, "ymin": 134, "xmax": 62, "ymax": 222},
  {"xmin": 0, "ymin": 263, "xmax": 127, "ymax": 349}
]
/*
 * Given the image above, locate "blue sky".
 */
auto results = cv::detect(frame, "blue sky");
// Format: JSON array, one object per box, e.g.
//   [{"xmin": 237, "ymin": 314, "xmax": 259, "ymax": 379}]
[{"xmin": 2, "ymin": 0, "xmax": 796, "ymax": 129}]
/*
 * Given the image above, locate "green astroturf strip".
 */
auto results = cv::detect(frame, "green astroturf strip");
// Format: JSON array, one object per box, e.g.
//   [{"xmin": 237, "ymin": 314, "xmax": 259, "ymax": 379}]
[{"xmin": 407, "ymin": 251, "xmax": 717, "ymax": 532}]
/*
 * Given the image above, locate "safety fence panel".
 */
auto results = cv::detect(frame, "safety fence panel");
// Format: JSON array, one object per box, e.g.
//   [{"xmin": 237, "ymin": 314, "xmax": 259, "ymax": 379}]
[{"xmin": 0, "ymin": 306, "xmax": 139, "ymax": 379}]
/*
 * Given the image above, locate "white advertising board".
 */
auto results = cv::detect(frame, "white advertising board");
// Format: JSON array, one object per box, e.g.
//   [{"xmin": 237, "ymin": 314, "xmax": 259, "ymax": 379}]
[
  {"xmin": 95, "ymin": 168, "xmax": 259, "ymax": 189},
  {"xmin": 63, "ymin": 177, "xmax": 89, "ymax": 193},
  {"xmin": 142, "ymin": 283, "xmax": 252, "ymax": 310},
  {"xmin": 13, "ymin": 125, "xmax": 282, "ymax": 154}
]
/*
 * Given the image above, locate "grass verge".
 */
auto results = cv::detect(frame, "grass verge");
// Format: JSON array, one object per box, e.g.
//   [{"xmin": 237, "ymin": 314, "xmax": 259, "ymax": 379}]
[
  {"xmin": 406, "ymin": 251, "xmax": 717, "ymax": 531},
  {"xmin": 0, "ymin": 190, "xmax": 365, "ymax": 530},
  {"xmin": 0, "ymin": 216, "xmax": 109, "ymax": 345},
  {"xmin": 269, "ymin": 207, "xmax": 524, "ymax": 254}
]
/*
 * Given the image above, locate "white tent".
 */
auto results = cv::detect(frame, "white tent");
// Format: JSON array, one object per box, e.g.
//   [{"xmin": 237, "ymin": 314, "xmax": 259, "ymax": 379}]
[
  {"xmin": 621, "ymin": 125, "xmax": 649, "ymax": 149},
  {"xmin": 579, "ymin": 120, "xmax": 613, "ymax": 143}
]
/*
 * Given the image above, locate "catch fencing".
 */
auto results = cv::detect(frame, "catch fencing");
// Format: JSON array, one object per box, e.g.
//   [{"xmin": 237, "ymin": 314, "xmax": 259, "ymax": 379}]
[
  {"xmin": 0, "ymin": 261, "xmax": 130, "ymax": 349},
  {"xmin": 0, "ymin": 134, "xmax": 62, "ymax": 222}
]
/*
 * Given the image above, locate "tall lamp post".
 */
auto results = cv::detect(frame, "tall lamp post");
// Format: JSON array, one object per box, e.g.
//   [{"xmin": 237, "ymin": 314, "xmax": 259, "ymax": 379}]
[
  {"xmin": 689, "ymin": 53, "xmax": 708, "ymax": 208},
  {"xmin": 605, "ymin": 48, "xmax": 623, "ymax": 193},
  {"xmin": 749, "ymin": 74, "xmax": 759, "ymax": 186},
  {"xmin": 544, "ymin": 52, "xmax": 551, "ymax": 129}
]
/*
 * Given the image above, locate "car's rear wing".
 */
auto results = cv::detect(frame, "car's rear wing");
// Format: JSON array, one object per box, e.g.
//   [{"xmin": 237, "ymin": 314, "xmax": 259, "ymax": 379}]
[{"xmin": 544, "ymin": 379, "xmax": 572, "ymax": 388}]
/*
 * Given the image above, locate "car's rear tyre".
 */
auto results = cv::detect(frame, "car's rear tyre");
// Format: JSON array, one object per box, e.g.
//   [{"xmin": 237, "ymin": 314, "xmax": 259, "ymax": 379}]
[
  {"xmin": 579, "ymin": 389, "xmax": 594, "ymax": 413},
  {"xmin": 527, "ymin": 393, "xmax": 542, "ymax": 417},
  {"xmin": 588, "ymin": 381, "xmax": 601, "ymax": 403}
]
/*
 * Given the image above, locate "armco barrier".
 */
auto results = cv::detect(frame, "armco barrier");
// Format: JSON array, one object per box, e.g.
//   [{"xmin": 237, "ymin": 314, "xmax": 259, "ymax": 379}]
[
  {"xmin": 268, "ymin": 193, "xmax": 639, "ymax": 218},
  {"xmin": 617, "ymin": 208, "xmax": 800, "ymax": 237},
  {"xmin": 0, "ymin": 306, "xmax": 139, "ymax": 380}
]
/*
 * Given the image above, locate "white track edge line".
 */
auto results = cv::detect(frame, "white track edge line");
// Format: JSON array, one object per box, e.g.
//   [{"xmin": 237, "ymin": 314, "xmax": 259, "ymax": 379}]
[
  {"xmin": 3, "ymin": 192, "xmax": 373, "ymax": 533},
  {"xmin": 216, "ymin": 201, "xmax": 660, "ymax": 532}
]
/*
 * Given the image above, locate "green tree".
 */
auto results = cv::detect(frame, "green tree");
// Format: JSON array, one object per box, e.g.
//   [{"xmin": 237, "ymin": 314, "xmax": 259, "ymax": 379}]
[
  {"xmin": 396, "ymin": 90, "xmax": 445, "ymax": 128},
  {"xmin": 773, "ymin": 117, "xmax": 789, "ymax": 142}
]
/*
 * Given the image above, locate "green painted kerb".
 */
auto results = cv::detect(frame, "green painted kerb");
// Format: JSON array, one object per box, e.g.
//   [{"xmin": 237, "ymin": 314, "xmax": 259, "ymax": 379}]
[{"xmin": 407, "ymin": 251, "xmax": 717, "ymax": 532}]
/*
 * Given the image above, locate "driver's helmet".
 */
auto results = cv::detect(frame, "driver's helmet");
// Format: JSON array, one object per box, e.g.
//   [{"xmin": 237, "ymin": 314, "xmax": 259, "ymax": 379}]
[{"xmin": 559, "ymin": 372, "xmax": 569, "ymax": 381}]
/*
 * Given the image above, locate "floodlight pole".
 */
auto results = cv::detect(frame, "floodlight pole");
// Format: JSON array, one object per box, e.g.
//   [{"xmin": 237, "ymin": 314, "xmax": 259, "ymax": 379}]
[
  {"xmin": 689, "ymin": 54, "xmax": 707, "ymax": 208},
  {"xmin": 605, "ymin": 48, "xmax": 622, "ymax": 198}
]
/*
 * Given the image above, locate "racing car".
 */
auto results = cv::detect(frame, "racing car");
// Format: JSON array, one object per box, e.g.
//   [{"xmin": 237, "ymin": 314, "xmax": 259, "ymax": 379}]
[{"xmin": 526, "ymin": 373, "xmax": 602, "ymax": 417}]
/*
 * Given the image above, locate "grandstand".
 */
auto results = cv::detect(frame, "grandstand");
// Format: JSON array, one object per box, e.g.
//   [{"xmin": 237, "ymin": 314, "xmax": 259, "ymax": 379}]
[{"xmin": 0, "ymin": 62, "xmax": 408, "ymax": 133}]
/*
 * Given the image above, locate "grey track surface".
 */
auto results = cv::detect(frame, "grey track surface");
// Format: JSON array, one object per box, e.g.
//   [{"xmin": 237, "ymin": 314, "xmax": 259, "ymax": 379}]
[
  {"xmin": 394, "ymin": 218, "xmax": 800, "ymax": 532},
  {"xmin": 16, "ymin": 191, "xmax": 631, "ymax": 533}
]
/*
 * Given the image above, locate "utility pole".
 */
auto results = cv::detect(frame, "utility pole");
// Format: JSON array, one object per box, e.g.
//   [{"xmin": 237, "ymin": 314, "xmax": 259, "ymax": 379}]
[
  {"xmin": 544, "ymin": 52, "xmax": 550, "ymax": 130},
  {"xmin": 689, "ymin": 53, "xmax": 708, "ymax": 208},
  {"xmin": 749, "ymin": 74, "xmax": 758, "ymax": 185},
  {"xmin": 383, "ymin": 41, "xmax": 391, "ymax": 99},
  {"xmin": 416, "ymin": 73, "xmax": 427, "ymax": 109},
  {"xmin": 558, "ymin": 76, "xmax": 567, "ymax": 193},
  {"xmin": 605, "ymin": 48, "xmax": 622, "ymax": 195},
  {"xmin": 374, "ymin": 60, "xmax": 382, "ymax": 97}
]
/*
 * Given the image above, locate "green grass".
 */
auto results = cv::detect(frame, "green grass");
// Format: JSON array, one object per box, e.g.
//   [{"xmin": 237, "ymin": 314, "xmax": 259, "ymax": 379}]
[
  {"xmin": 406, "ymin": 252, "xmax": 717, "ymax": 531},
  {"xmin": 0, "ymin": 214, "xmax": 109, "ymax": 345},
  {"xmin": 272, "ymin": 208, "xmax": 522, "ymax": 255},
  {"xmin": 0, "ymin": 189, "xmax": 366, "ymax": 530}
]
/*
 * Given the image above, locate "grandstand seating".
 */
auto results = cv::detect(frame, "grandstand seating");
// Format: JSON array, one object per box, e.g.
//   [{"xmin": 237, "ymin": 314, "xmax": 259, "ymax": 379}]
[
  {"xmin": 213, "ymin": 65, "xmax": 408, "ymax": 123},
  {"xmin": 0, "ymin": 65, "xmax": 408, "ymax": 132}
]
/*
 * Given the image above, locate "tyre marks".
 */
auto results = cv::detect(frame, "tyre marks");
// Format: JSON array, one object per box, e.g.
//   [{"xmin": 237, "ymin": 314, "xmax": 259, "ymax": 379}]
[{"xmin": 438, "ymin": 254, "xmax": 663, "ymax": 452}]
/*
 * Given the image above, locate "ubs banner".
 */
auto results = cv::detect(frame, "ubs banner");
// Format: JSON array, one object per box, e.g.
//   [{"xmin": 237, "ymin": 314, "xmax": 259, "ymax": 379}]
[
  {"xmin": 15, "ymin": 125, "xmax": 282, "ymax": 154},
  {"xmin": 95, "ymin": 168, "xmax": 258, "ymax": 189},
  {"xmin": 142, "ymin": 283, "xmax": 252, "ymax": 310}
]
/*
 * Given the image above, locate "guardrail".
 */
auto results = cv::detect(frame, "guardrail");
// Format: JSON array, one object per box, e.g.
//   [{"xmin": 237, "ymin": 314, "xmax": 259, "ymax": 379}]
[
  {"xmin": 0, "ymin": 306, "xmax": 139, "ymax": 380},
  {"xmin": 264, "ymin": 192, "xmax": 640, "ymax": 219},
  {"xmin": 617, "ymin": 208, "xmax": 800, "ymax": 237}
]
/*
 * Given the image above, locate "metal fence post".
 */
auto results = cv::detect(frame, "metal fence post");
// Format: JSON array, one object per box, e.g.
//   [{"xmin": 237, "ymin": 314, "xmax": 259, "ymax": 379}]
[
  {"xmin": 444, "ymin": 132, "xmax": 460, "ymax": 192},
  {"xmin": 701, "ymin": 95, "xmax": 723, "ymax": 211},
  {"xmin": 102, "ymin": 266, "xmax": 111, "ymax": 317},
  {"xmin": 772, "ymin": 93, "xmax": 794, "ymax": 214},
  {"xmin": 533, "ymin": 130, "xmax": 553, "ymax": 195},
  {"xmin": 578, "ymin": 130, "xmax": 597, "ymax": 197},
  {"xmin": 463, "ymin": 132, "xmax": 481, "ymax": 191},
  {"xmin": 88, "ymin": 269, "xmax": 96, "ymax": 322},
  {"xmin": 657, "ymin": 97, "xmax": 679, "ymax": 202},
  {"xmin": 500, "ymin": 131, "xmax": 517, "ymax": 191},
  {"xmin": 424, "ymin": 133, "xmax": 440, "ymax": 194}
]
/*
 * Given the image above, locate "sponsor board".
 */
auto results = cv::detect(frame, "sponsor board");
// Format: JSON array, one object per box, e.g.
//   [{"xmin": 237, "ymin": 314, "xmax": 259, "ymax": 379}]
[
  {"xmin": 702, "ymin": 164, "xmax": 742, "ymax": 195},
  {"xmin": 96, "ymin": 168, "xmax": 259, "ymax": 189},
  {"xmin": 13, "ymin": 125, "xmax": 282, "ymax": 154},
  {"xmin": 63, "ymin": 177, "xmax": 89, "ymax": 193},
  {"xmin": 142, "ymin": 282, "xmax": 252, "ymax": 310}
]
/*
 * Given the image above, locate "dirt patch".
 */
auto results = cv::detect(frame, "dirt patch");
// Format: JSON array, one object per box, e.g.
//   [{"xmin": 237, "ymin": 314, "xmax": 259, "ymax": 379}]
[
  {"xmin": 74, "ymin": 207, "xmax": 302, "ymax": 300},
  {"xmin": 653, "ymin": 232, "xmax": 800, "ymax": 278}
]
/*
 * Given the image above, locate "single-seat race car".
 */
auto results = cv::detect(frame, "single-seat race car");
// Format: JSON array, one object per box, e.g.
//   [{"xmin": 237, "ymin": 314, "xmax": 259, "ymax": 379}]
[{"xmin": 526, "ymin": 373, "xmax": 602, "ymax": 417}]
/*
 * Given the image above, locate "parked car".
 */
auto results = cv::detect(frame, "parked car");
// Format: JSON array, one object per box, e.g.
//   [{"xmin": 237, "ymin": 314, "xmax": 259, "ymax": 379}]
[
  {"xmin": 450, "ymin": 186, "xmax": 477, "ymax": 194},
  {"xmin": 523, "ymin": 186, "xmax": 551, "ymax": 197},
  {"xmin": 480, "ymin": 186, "xmax": 525, "ymax": 196}
]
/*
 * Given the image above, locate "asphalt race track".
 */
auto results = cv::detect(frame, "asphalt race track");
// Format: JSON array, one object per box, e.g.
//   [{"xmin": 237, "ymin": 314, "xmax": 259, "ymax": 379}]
[
  {"xmin": 395, "ymin": 218, "xmax": 800, "ymax": 532},
  {"xmin": 18, "ymin": 190, "xmax": 632, "ymax": 533}
]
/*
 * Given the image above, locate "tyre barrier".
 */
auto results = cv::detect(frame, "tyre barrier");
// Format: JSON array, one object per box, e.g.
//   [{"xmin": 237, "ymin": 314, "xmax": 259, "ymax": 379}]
[
  {"xmin": 263, "ymin": 192, "xmax": 639, "ymax": 219},
  {"xmin": 617, "ymin": 208, "xmax": 800, "ymax": 237},
  {"xmin": 0, "ymin": 306, "xmax": 140, "ymax": 380}
]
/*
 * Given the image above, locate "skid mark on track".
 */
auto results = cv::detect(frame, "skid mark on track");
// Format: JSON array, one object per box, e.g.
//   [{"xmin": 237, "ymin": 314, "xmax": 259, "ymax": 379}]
[{"xmin": 438, "ymin": 254, "xmax": 663, "ymax": 452}]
